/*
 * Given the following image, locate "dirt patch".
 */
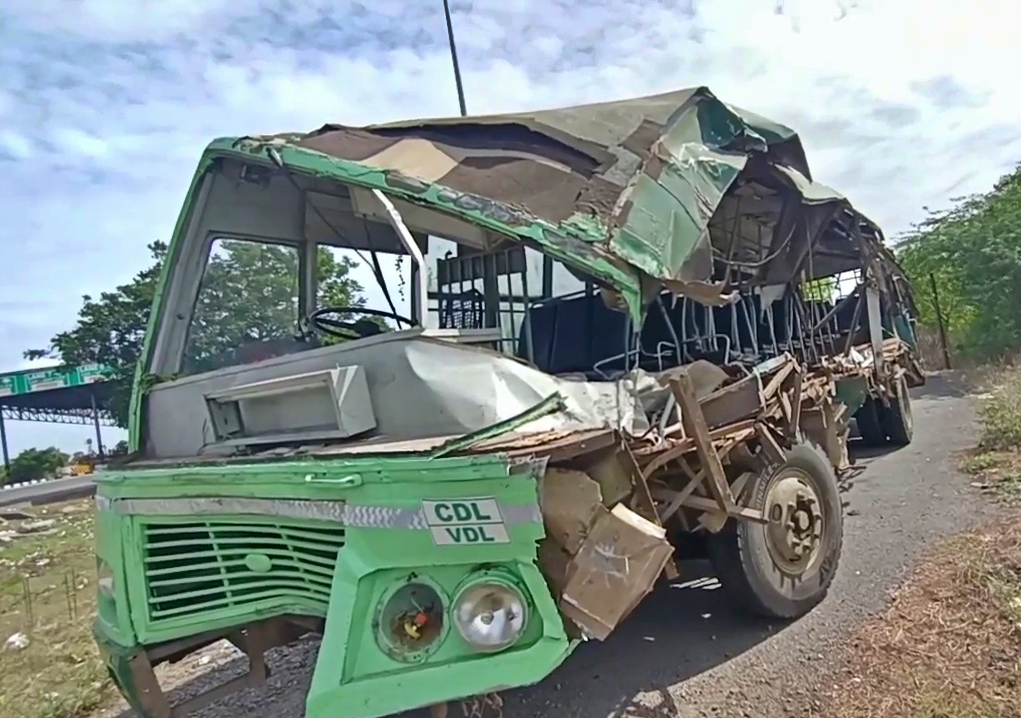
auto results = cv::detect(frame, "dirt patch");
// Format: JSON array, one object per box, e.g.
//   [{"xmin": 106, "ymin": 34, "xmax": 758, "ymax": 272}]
[
  {"xmin": 818, "ymin": 515, "xmax": 1021, "ymax": 718},
  {"xmin": 960, "ymin": 449, "xmax": 1021, "ymax": 502},
  {"xmin": 0, "ymin": 499, "xmax": 115, "ymax": 718}
]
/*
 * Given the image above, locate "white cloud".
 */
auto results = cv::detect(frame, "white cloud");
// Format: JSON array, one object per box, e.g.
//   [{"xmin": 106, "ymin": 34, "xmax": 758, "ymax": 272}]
[{"xmin": 2, "ymin": 0, "xmax": 1020, "ymax": 454}]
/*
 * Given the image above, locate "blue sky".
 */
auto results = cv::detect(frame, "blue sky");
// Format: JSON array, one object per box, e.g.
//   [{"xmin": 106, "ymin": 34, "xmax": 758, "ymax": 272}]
[{"xmin": 2, "ymin": 0, "xmax": 1020, "ymax": 455}]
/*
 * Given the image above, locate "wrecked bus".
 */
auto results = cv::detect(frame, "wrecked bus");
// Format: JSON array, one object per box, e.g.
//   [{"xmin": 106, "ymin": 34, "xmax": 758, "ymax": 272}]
[{"xmin": 92, "ymin": 87, "xmax": 923, "ymax": 718}]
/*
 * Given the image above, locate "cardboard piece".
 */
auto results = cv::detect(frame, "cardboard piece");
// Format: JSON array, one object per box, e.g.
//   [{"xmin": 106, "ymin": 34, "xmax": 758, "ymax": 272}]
[
  {"xmin": 539, "ymin": 469, "xmax": 603, "ymax": 554},
  {"xmin": 535, "ymin": 538, "xmax": 584, "ymax": 640},
  {"xmin": 582, "ymin": 451, "xmax": 634, "ymax": 508},
  {"xmin": 559, "ymin": 503, "xmax": 674, "ymax": 641}
]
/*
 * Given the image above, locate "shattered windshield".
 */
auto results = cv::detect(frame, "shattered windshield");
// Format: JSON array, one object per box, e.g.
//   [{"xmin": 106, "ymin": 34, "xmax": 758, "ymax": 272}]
[{"xmin": 180, "ymin": 237, "xmax": 405, "ymax": 376}]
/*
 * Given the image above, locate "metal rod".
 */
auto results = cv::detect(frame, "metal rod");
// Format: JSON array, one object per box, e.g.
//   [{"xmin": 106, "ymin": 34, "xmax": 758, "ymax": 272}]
[
  {"xmin": 90, "ymin": 393, "xmax": 105, "ymax": 460},
  {"xmin": 442, "ymin": 0, "xmax": 468, "ymax": 117},
  {"xmin": 0, "ymin": 410, "xmax": 9, "ymax": 476},
  {"xmin": 371, "ymin": 189, "xmax": 429, "ymax": 325}
]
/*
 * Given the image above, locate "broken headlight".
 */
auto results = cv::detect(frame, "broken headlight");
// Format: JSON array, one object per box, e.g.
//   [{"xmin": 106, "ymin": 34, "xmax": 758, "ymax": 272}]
[
  {"xmin": 97, "ymin": 558, "xmax": 115, "ymax": 598},
  {"xmin": 452, "ymin": 577, "xmax": 527, "ymax": 653}
]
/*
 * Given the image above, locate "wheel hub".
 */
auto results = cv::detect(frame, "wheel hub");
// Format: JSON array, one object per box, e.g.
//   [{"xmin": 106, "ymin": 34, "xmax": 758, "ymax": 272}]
[{"xmin": 764, "ymin": 471, "xmax": 824, "ymax": 573}]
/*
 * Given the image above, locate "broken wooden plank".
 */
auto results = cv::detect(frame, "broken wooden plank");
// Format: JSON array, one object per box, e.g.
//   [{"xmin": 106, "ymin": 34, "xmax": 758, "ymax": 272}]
[
  {"xmin": 680, "ymin": 495, "xmax": 766, "ymax": 523},
  {"xmin": 670, "ymin": 373, "xmax": 736, "ymax": 512},
  {"xmin": 760, "ymin": 357, "xmax": 798, "ymax": 401},
  {"xmin": 755, "ymin": 422, "xmax": 786, "ymax": 465},
  {"xmin": 789, "ymin": 370, "xmax": 804, "ymax": 437},
  {"xmin": 616, "ymin": 443, "xmax": 680, "ymax": 580},
  {"xmin": 698, "ymin": 373, "xmax": 763, "ymax": 429},
  {"xmin": 633, "ymin": 418, "xmax": 757, "ymax": 459}
]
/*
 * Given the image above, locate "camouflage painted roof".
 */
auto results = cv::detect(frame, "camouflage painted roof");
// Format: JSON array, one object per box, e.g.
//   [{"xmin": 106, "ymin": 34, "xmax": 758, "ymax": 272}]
[{"xmin": 227, "ymin": 86, "xmax": 882, "ymax": 315}]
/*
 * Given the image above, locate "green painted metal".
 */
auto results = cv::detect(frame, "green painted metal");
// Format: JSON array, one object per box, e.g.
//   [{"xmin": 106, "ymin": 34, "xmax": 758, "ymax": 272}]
[
  {"xmin": 92, "ymin": 453, "xmax": 574, "ymax": 717},
  {"xmin": 127, "ymin": 153, "xmax": 217, "ymax": 452}
]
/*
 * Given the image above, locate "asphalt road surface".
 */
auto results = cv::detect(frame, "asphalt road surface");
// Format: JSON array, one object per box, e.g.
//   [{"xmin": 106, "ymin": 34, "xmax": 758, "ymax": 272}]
[
  {"xmin": 106, "ymin": 374, "xmax": 993, "ymax": 718},
  {"xmin": 0, "ymin": 475, "xmax": 95, "ymax": 508}
]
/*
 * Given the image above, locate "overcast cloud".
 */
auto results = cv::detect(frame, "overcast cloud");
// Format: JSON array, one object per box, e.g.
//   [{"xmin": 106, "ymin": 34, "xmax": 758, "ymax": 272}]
[{"xmin": 2, "ymin": 0, "xmax": 1019, "ymax": 454}]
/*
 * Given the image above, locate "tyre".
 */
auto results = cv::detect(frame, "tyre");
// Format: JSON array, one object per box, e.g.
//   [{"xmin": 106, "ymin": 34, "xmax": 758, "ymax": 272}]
[
  {"xmin": 880, "ymin": 374, "xmax": 913, "ymax": 447},
  {"xmin": 706, "ymin": 442, "xmax": 843, "ymax": 619},
  {"xmin": 854, "ymin": 397, "xmax": 887, "ymax": 446}
]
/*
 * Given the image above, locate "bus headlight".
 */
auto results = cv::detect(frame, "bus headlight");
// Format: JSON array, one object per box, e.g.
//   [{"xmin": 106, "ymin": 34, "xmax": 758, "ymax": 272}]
[
  {"xmin": 97, "ymin": 558, "xmax": 115, "ymax": 598},
  {"xmin": 452, "ymin": 579, "xmax": 527, "ymax": 653}
]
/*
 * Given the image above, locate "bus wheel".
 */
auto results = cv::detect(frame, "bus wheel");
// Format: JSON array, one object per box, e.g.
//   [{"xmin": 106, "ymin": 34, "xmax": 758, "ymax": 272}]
[
  {"xmin": 855, "ymin": 398, "xmax": 887, "ymax": 446},
  {"xmin": 707, "ymin": 442, "xmax": 843, "ymax": 619},
  {"xmin": 881, "ymin": 374, "xmax": 914, "ymax": 447}
]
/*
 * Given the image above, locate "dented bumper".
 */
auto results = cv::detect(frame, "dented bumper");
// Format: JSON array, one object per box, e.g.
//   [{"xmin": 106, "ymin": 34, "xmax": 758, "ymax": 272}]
[{"xmin": 91, "ymin": 453, "xmax": 574, "ymax": 718}]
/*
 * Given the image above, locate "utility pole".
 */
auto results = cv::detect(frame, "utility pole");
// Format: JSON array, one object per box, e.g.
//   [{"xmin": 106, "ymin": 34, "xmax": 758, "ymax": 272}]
[
  {"xmin": 928, "ymin": 272, "xmax": 952, "ymax": 370},
  {"xmin": 442, "ymin": 0, "xmax": 468, "ymax": 117}
]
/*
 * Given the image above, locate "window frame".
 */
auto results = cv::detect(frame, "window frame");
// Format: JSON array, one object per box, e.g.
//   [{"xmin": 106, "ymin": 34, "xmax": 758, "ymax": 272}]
[{"xmin": 177, "ymin": 233, "xmax": 311, "ymax": 376}]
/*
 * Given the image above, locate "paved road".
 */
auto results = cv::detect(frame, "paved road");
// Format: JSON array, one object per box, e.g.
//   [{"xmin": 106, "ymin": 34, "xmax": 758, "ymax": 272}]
[
  {"xmin": 0, "ymin": 475, "xmax": 95, "ymax": 508},
  {"xmin": 110, "ymin": 374, "xmax": 992, "ymax": 718}
]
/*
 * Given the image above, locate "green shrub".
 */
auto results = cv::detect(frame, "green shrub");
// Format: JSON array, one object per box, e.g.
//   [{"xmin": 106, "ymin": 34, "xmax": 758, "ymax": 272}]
[{"xmin": 979, "ymin": 371, "xmax": 1021, "ymax": 450}]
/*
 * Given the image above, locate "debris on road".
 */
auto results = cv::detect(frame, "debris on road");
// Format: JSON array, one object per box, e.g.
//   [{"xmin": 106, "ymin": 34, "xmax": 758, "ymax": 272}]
[
  {"xmin": 3, "ymin": 632, "xmax": 29, "ymax": 652},
  {"xmin": 17, "ymin": 519, "xmax": 56, "ymax": 534}
]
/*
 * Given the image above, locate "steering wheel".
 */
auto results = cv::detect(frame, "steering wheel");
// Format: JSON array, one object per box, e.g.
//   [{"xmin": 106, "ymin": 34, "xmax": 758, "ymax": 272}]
[{"xmin": 307, "ymin": 306, "xmax": 418, "ymax": 340}]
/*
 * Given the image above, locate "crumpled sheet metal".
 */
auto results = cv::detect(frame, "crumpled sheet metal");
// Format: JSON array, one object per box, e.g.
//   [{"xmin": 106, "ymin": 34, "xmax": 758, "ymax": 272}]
[
  {"xmin": 226, "ymin": 86, "xmax": 884, "ymax": 319},
  {"xmin": 387, "ymin": 338, "xmax": 650, "ymax": 438}
]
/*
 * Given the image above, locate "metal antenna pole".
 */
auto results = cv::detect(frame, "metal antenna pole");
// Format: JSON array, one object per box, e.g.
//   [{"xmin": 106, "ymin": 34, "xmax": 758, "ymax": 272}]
[{"xmin": 442, "ymin": 0, "xmax": 468, "ymax": 116}]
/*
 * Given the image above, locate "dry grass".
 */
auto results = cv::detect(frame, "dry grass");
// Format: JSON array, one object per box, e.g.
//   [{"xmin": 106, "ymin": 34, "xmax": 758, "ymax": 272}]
[
  {"xmin": 819, "ymin": 516, "xmax": 1021, "ymax": 718},
  {"xmin": 976, "ymin": 369, "xmax": 1021, "ymax": 452},
  {"xmin": 0, "ymin": 500, "xmax": 115, "ymax": 718},
  {"xmin": 959, "ymin": 450, "xmax": 1021, "ymax": 502},
  {"xmin": 958, "ymin": 367, "xmax": 1021, "ymax": 502}
]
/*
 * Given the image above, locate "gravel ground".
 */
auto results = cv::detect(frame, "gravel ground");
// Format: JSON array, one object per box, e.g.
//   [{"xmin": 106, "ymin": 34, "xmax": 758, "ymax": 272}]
[{"xmin": 104, "ymin": 373, "xmax": 993, "ymax": 718}]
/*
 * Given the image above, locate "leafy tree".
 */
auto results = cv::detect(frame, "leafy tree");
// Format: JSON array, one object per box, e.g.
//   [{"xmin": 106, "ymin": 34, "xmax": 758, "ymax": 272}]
[
  {"xmin": 2, "ymin": 447, "xmax": 69, "ymax": 485},
  {"xmin": 183, "ymin": 240, "xmax": 370, "ymax": 373},
  {"xmin": 25, "ymin": 241, "xmax": 167, "ymax": 431},
  {"xmin": 896, "ymin": 166, "xmax": 1021, "ymax": 361},
  {"xmin": 801, "ymin": 277, "xmax": 837, "ymax": 303},
  {"xmin": 27, "ymin": 239, "xmax": 371, "ymax": 428}
]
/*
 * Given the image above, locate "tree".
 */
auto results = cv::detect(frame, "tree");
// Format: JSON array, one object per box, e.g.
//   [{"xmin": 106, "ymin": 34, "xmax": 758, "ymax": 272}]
[
  {"xmin": 2, "ymin": 447, "xmax": 69, "ymax": 485},
  {"xmin": 896, "ymin": 166, "xmax": 1021, "ymax": 361},
  {"xmin": 801, "ymin": 277, "xmax": 837, "ymax": 303},
  {"xmin": 27, "ymin": 240, "xmax": 372, "ymax": 428},
  {"xmin": 183, "ymin": 240, "xmax": 370, "ymax": 373},
  {"xmin": 25, "ymin": 241, "xmax": 167, "ymax": 431}
]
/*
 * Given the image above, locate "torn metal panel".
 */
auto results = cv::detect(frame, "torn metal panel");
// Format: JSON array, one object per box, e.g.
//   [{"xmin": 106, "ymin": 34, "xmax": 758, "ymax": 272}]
[
  {"xmin": 143, "ymin": 335, "xmax": 649, "ymax": 459},
  {"xmin": 224, "ymin": 86, "xmax": 889, "ymax": 314}
]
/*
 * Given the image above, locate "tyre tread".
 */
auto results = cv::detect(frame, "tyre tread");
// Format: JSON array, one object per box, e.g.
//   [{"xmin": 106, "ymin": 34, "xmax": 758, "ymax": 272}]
[{"xmin": 707, "ymin": 442, "xmax": 843, "ymax": 620}]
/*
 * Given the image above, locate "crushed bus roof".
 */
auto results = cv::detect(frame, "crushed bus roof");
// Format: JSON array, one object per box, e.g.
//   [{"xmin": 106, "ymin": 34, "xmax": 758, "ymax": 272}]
[{"xmin": 219, "ymin": 86, "xmax": 897, "ymax": 317}]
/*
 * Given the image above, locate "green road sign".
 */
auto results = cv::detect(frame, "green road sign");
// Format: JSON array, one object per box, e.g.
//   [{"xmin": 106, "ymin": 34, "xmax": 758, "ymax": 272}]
[{"xmin": 0, "ymin": 363, "xmax": 115, "ymax": 398}]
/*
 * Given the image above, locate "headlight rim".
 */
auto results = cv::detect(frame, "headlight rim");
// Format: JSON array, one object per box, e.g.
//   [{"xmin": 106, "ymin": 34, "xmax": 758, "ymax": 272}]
[
  {"xmin": 450, "ymin": 570, "xmax": 529, "ymax": 654},
  {"xmin": 96, "ymin": 557, "xmax": 116, "ymax": 599},
  {"xmin": 373, "ymin": 573, "xmax": 451, "ymax": 664}
]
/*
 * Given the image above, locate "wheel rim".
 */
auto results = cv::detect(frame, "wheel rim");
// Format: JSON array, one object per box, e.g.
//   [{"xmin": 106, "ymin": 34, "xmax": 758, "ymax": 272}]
[{"xmin": 762, "ymin": 468, "xmax": 825, "ymax": 576}]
